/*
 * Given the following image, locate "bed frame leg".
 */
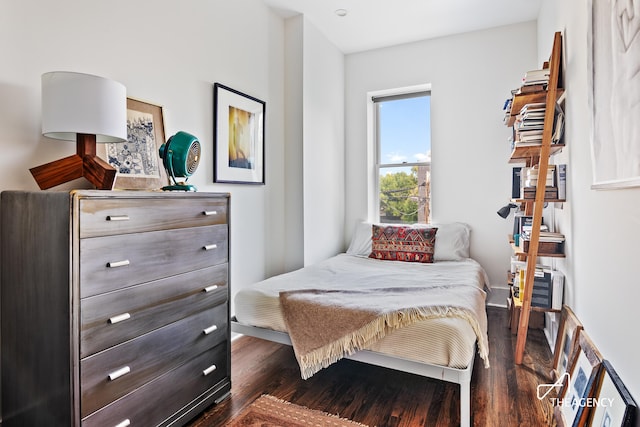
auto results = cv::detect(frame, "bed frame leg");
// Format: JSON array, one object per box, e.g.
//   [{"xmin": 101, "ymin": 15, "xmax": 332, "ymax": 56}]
[{"xmin": 460, "ymin": 380, "xmax": 471, "ymax": 427}]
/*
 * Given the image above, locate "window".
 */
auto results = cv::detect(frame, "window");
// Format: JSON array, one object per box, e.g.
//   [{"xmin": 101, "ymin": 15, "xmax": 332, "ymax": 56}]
[{"xmin": 372, "ymin": 89, "xmax": 431, "ymax": 224}]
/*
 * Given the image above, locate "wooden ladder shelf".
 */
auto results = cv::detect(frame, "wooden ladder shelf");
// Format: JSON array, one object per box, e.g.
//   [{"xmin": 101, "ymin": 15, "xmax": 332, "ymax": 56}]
[{"xmin": 514, "ymin": 31, "xmax": 564, "ymax": 364}]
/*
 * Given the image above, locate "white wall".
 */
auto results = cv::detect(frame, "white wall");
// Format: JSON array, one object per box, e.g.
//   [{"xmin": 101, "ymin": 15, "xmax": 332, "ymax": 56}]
[
  {"xmin": 283, "ymin": 15, "xmax": 346, "ymax": 268},
  {"xmin": 302, "ymin": 19, "xmax": 345, "ymax": 266},
  {"xmin": 0, "ymin": 0, "xmax": 287, "ymax": 312},
  {"xmin": 283, "ymin": 16, "xmax": 305, "ymax": 272},
  {"xmin": 345, "ymin": 22, "xmax": 539, "ymax": 300},
  {"xmin": 539, "ymin": 0, "xmax": 640, "ymax": 404}
]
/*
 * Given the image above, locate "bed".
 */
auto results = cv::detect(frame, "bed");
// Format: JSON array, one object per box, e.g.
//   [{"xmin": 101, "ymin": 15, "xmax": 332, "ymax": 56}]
[{"xmin": 231, "ymin": 222, "xmax": 490, "ymax": 427}]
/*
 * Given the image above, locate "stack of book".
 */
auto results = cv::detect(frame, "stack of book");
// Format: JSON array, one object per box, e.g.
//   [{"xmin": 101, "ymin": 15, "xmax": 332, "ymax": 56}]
[
  {"xmin": 521, "ymin": 230, "xmax": 565, "ymax": 254},
  {"xmin": 520, "ymin": 165, "xmax": 557, "ymax": 199},
  {"xmin": 511, "ymin": 102, "xmax": 565, "ymax": 148},
  {"xmin": 523, "ymin": 164, "xmax": 556, "ymax": 187},
  {"xmin": 522, "ymin": 68, "xmax": 550, "ymax": 87},
  {"xmin": 513, "ymin": 103, "xmax": 546, "ymax": 146}
]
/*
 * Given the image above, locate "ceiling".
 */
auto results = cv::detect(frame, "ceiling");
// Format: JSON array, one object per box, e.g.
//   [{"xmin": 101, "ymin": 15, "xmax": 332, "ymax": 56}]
[{"xmin": 264, "ymin": 0, "xmax": 542, "ymax": 54}]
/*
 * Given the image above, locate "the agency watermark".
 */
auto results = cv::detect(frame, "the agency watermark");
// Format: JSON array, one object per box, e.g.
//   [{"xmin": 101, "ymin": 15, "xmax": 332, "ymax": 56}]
[{"xmin": 537, "ymin": 373, "xmax": 615, "ymax": 408}]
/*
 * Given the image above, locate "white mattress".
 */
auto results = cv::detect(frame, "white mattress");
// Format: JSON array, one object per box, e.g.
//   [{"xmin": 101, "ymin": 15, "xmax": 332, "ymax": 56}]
[{"xmin": 234, "ymin": 254, "xmax": 489, "ymax": 369}]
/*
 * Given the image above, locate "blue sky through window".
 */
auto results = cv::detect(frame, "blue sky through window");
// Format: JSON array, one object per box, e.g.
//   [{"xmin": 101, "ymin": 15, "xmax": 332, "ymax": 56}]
[{"xmin": 379, "ymin": 95, "xmax": 431, "ymax": 166}]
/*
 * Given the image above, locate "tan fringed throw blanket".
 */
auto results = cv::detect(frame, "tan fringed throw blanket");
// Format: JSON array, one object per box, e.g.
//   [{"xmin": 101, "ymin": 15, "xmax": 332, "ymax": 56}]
[{"xmin": 280, "ymin": 285, "xmax": 489, "ymax": 380}]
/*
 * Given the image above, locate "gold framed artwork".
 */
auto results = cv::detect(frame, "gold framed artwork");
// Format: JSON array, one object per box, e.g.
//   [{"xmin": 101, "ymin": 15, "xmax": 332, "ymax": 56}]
[
  {"xmin": 213, "ymin": 83, "xmax": 265, "ymax": 185},
  {"xmin": 101, "ymin": 98, "xmax": 168, "ymax": 190}
]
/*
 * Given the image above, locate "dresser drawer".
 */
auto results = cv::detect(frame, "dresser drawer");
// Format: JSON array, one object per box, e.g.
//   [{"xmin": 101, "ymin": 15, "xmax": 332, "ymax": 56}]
[
  {"xmin": 81, "ymin": 303, "xmax": 228, "ymax": 418},
  {"xmin": 79, "ymin": 197, "xmax": 228, "ymax": 238},
  {"xmin": 80, "ymin": 264, "xmax": 228, "ymax": 358},
  {"xmin": 82, "ymin": 343, "xmax": 229, "ymax": 427},
  {"xmin": 80, "ymin": 224, "xmax": 228, "ymax": 298}
]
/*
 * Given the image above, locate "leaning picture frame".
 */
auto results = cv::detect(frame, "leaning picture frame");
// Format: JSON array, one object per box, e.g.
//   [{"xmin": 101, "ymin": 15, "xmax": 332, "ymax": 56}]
[
  {"xmin": 555, "ymin": 330, "xmax": 603, "ymax": 427},
  {"xmin": 101, "ymin": 98, "xmax": 168, "ymax": 190},
  {"xmin": 589, "ymin": 360, "xmax": 637, "ymax": 427},
  {"xmin": 552, "ymin": 305, "xmax": 584, "ymax": 381},
  {"xmin": 213, "ymin": 83, "xmax": 265, "ymax": 185}
]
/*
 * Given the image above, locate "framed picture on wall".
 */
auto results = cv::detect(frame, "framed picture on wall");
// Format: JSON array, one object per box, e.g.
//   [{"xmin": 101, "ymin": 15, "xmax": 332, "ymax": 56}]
[
  {"xmin": 100, "ymin": 98, "xmax": 168, "ymax": 190},
  {"xmin": 213, "ymin": 83, "xmax": 265, "ymax": 184},
  {"xmin": 588, "ymin": 0, "xmax": 640, "ymax": 189}
]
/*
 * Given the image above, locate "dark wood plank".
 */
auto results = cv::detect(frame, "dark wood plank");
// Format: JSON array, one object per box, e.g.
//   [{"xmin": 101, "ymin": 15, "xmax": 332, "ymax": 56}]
[{"xmin": 187, "ymin": 306, "xmax": 556, "ymax": 426}]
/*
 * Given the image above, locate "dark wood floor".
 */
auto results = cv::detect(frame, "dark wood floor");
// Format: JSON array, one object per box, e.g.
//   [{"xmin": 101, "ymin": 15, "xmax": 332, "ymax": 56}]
[{"xmin": 187, "ymin": 307, "xmax": 556, "ymax": 426}]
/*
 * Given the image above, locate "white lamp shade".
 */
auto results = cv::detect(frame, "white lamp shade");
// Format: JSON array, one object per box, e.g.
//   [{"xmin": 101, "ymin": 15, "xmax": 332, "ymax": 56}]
[{"xmin": 41, "ymin": 71, "xmax": 127, "ymax": 143}]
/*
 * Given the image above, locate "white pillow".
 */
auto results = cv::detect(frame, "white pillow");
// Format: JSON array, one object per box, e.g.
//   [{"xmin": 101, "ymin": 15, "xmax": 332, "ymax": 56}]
[
  {"xmin": 346, "ymin": 221, "xmax": 374, "ymax": 255},
  {"xmin": 346, "ymin": 221, "xmax": 471, "ymax": 261},
  {"xmin": 431, "ymin": 222, "xmax": 471, "ymax": 261}
]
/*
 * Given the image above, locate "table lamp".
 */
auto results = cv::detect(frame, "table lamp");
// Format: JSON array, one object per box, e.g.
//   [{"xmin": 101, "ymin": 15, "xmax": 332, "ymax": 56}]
[{"xmin": 29, "ymin": 71, "xmax": 127, "ymax": 190}]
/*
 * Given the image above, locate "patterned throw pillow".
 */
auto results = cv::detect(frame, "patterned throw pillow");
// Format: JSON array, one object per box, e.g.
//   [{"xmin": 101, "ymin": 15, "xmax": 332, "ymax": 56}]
[{"xmin": 369, "ymin": 224, "xmax": 438, "ymax": 263}]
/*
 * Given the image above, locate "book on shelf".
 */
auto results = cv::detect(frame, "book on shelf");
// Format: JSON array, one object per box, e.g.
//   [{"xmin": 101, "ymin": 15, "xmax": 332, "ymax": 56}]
[
  {"xmin": 552, "ymin": 102, "xmax": 565, "ymax": 144},
  {"xmin": 521, "ymin": 110, "xmax": 546, "ymax": 120},
  {"xmin": 513, "ymin": 128, "xmax": 543, "ymax": 146},
  {"xmin": 517, "ymin": 83, "xmax": 546, "ymax": 94},
  {"xmin": 522, "ymin": 165, "xmax": 556, "ymax": 187},
  {"xmin": 512, "ymin": 101, "xmax": 564, "ymax": 146},
  {"xmin": 513, "ymin": 214, "xmax": 535, "ymax": 236},
  {"xmin": 557, "ymin": 164, "xmax": 567, "ymax": 200},
  {"xmin": 521, "ymin": 230, "xmax": 564, "ymax": 242},
  {"xmin": 522, "ymin": 186, "xmax": 559, "ymax": 200},
  {"xmin": 512, "ymin": 265, "xmax": 562, "ymax": 309},
  {"xmin": 513, "ymin": 266, "xmax": 564, "ymax": 310},
  {"xmin": 537, "ymin": 231, "xmax": 566, "ymax": 242},
  {"xmin": 521, "ymin": 223, "xmax": 549, "ymax": 235},
  {"xmin": 551, "ymin": 270, "xmax": 564, "ymax": 310},
  {"xmin": 522, "ymin": 239, "xmax": 564, "ymax": 255},
  {"xmin": 519, "ymin": 102, "xmax": 546, "ymax": 114},
  {"xmin": 516, "ymin": 121, "xmax": 545, "ymax": 131},
  {"xmin": 514, "ymin": 141, "xmax": 543, "ymax": 148},
  {"xmin": 522, "ymin": 68, "xmax": 550, "ymax": 86},
  {"xmin": 512, "ymin": 167, "xmax": 522, "ymax": 199}
]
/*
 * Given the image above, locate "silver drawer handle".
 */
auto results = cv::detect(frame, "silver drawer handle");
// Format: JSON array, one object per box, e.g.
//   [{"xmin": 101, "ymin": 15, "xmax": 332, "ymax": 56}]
[
  {"xmin": 108, "ymin": 366, "xmax": 131, "ymax": 381},
  {"xmin": 114, "ymin": 420, "xmax": 131, "ymax": 427},
  {"xmin": 203, "ymin": 285, "xmax": 218, "ymax": 293},
  {"xmin": 203, "ymin": 324, "xmax": 218, "ymax": 335},
  {"xmin": 107, "ymin": 260, "xmax": 130, "ymax": 268},
  {"xmin": 106, "ymin": 215, "xmax": 130, "ymax": 221},
  {"xmin": 109, "ymin": 313, "xmax": 131, "ymax": 324},
  {"xmin": 203, "ymin": 211, "xmax": 217, "ymax": 216},
  {"xmin": 203, "ymin": 244, "xmax": 217, "ymax": 251},
  {"xmin": 203, "ymin": 365, "xmax": 217, "ymax": 376}
]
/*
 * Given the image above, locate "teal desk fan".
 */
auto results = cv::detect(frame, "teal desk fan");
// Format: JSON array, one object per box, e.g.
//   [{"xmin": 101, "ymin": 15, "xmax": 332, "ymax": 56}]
[{"xmin": 159, "ymin": 131, "xmax": 201, "ymax": 191}]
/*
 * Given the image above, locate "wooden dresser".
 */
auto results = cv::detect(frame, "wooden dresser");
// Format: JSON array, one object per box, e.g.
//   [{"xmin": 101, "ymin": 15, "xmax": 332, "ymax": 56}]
[{"xmin": 1, "ymin": 190, "xmax": 231, "ymax": 427}]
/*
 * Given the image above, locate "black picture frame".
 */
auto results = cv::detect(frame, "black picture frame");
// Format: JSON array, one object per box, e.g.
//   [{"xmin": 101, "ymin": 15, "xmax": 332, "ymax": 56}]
[
  {"xmin": 213, "ymin": 83, "xmax": 265, "ymax": 184},
  {"xmin": 589, "ymin": 360, "xmax": 637, "ymax": 427}
]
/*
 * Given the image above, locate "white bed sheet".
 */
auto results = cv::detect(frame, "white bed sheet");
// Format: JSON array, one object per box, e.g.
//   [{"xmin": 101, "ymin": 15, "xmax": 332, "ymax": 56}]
[{"xmin": 234, "ymin": 254, "xmax": 490, "ymax": 369}]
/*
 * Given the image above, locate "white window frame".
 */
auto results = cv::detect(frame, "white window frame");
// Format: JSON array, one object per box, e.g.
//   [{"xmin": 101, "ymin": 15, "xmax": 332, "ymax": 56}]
[{"xmin": 367, "ymin": 84, "xmax": 432, "ymax": 223}]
